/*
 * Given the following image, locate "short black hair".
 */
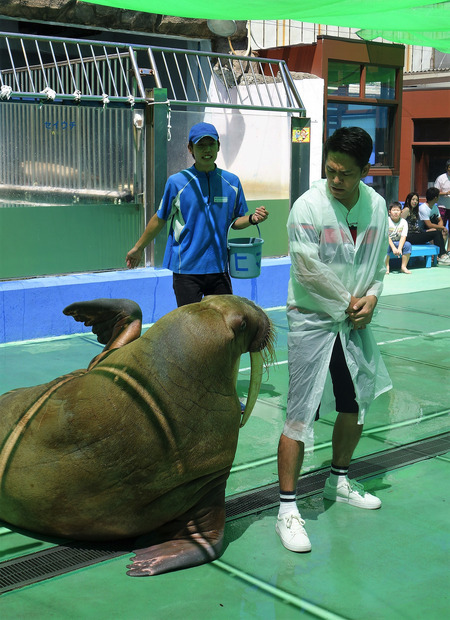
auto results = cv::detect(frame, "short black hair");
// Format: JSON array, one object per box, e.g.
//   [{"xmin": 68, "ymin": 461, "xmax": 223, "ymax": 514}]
[
  {"xmin": 324, "ymin": 127, "xmax": 373, "ymax": 171},
  {"xmin": 389, "ymin": 201, "xmax": 402, "ymax": 211},
  {"xmin": 426, "ymin": 187, "xmax": 440, "ymax": 202}
]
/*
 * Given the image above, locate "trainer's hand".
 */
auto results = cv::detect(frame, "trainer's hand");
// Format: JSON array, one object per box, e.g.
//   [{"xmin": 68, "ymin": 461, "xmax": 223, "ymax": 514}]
[
  {"xmin": 346, "ymin": 295, "xmax": 378, "ymax": 330},
  {"xmin": 253, "ymin": 206, "xmax": 269, "ymax": 223},
  {"xmin": 126, "ymin": 247, "xmax": 143, "ymax": 269}
]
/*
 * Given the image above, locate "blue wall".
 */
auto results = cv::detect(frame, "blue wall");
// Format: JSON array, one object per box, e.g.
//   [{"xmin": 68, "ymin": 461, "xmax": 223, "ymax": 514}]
[{"xmin": 0, "ymin": 258, "xmax": 291, "ymax": 343}]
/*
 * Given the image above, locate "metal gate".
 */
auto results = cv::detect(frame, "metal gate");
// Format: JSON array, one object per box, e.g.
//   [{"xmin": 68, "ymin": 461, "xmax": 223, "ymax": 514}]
[{"xmin": 0, "ymin": 32, "xmax": 307, "ymax": 278}]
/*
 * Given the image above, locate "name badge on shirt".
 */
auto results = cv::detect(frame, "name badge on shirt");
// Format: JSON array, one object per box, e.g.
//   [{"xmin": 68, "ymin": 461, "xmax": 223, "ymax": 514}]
[{"xmin": 214, "ymin": 197, "xmax": 227, "ymax": 204}]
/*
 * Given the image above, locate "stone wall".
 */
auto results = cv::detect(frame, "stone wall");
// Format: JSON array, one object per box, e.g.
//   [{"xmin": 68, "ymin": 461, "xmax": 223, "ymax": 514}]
[{"xmin": 0, "ymin": 1, "xmax": 248, "ymax": 52}]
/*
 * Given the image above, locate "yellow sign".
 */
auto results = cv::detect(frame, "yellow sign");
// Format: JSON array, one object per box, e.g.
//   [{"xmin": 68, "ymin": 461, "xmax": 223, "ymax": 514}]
[{"xmin": 292, "ymin": 127, "xmax": 310, "ymax": 143}]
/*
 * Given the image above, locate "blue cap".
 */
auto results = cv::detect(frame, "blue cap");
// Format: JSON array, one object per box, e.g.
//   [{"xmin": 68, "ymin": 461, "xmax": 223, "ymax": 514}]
[{"xmin": 188, "ymin": 122, "xmax": 219, "ymax": 144}]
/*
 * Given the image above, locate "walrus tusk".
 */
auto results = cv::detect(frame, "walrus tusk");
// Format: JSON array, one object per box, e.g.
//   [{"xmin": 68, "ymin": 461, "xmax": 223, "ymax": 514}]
[{"xmin": 240, "ymin": 351, "xmax": 263, "ymax": 427}]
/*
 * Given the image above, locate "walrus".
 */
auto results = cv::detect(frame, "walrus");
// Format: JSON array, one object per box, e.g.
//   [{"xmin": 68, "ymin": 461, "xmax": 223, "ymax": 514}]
[{"xmin": 0, "ymin": 295, "xmax": 274, "ymax": 576}]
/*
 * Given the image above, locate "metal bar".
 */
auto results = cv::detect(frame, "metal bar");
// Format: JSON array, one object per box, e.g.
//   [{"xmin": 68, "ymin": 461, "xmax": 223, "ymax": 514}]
[
  {"xmin": 206, "ymin": 56, "xmax": 222, "ymax": 103},
  {"xmin": 236, "ymin": 58, "xmax": 254, "ymax": 106},
  {"xmin": 0, "ymin": 33, "xmax": 303, "ymax": 111},
  {"xmin": 127, "ymin": 47, "xmax": 146, "ymax": 99},
  {"xmin": 167, "ymin": 100, "xmax": 304, "ymax": 113},
  {"xmin": 76, "ymin": 43, "xmax": 92, "ymax": 96},
  {"xmin": 260, "ymin": 73, "xmax": 275, "ymax": 108},
  {"xmin": 185, "ymin": 54, "xmax": 200, "ymax": 102},
  {"xmin": 160, "ymin": 51, "xmax": 175, "ymax": 100},
  {"xmin": 102, "ymin": 46, "xmax": 118, "ymax": 97},
  {"xmin": 216, "ymin": 57, "xmax": 232, "ymax": 103},
  {"xmin": 5, "ymin": 38, "xmax": 21, "ymax": 92},
  {"xmin": 0, "ymin": 184, "xmax": 133, "ymax": 200},
  {"xmin": 247, "ymin": 60, "xmax": 265, "ymax": 107},
  {"xmin": 34, "ymin": 40, "xmax": 49, "ymax": 90},
  {"xmin": 62, "ymin": 42, "xmax": 78, "ymax": 93},
  {"xmin": 281, "ymin": 61, "xmax": 305, "ymax": 112},
  {"xmin": 151, "ymin": 44, "xmax": 286, "ymax": 65},
  {"xmin": 226, "ymin": 57, "xmax": 244, "ymax": 106},
  {"xmin": 90, "ymin": 45, "xmax": 106, "ymax": 96},
  {"xmin": 173, "ymin": 53, "xmax": 188, "ymax": 101},
  {"xmin": 49, "ymin": 41, "xmax": 65, "ymax": 93},
  {"xmin": 0, "ymin": 33, "xmax": 291, "ymax": 71},
  {"xmin": 194, "ymin": 55, "xmax": 209, "ymax": 103},
  {"xmin": 19, "ymin": 39, "xmax": 36, "ymax": 93},
  {"xmin": 266, "ymin": 62, "xmax": 284, "ymax": 107},
  {"xmin": 146, "ymin": 47, "xmax": 162, "ymax": 89}
]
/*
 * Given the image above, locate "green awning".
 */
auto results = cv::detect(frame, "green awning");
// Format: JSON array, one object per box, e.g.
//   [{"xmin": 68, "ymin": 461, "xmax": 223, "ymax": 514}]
[{"xmin": 82, "ymin": 1, "xmax": 450, "ymax": 53}]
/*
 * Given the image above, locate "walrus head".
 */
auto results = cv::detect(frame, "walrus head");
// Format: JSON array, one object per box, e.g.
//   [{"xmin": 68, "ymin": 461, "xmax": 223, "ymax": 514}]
[{"xmin": 198, "ymin": 295, "xmax": 275, "ymax": 427}]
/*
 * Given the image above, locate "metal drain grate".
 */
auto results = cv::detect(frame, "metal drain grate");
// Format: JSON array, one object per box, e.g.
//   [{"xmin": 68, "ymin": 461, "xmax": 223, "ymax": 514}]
[
  {"xmin": 1, "ymin": 432, "xmax": 448, "ymax": 594},
  {"xmin": 0, "ymin": 542, "xmax": 131, "ymax": 595},
  {"xmin": 225, "ymin": 432, "xmax": 450, "ymax": 520}
]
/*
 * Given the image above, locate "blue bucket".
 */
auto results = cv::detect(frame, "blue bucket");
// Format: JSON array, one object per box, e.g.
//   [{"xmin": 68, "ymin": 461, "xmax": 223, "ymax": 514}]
[{"xmin": 227, "ymin": 223, "xmax": 264, "ymax": 279}]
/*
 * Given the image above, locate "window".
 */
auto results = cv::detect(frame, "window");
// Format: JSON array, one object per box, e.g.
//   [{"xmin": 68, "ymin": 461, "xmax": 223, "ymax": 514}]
[
  {"xmin": 365, "ymin": 66, "xmax": 396, "ymax": 99},
  {"xmin": 328, "ymin": 62, "xmax": 361, "ymax": 97},
  {"xmin": 414, "ymin": 118, "xmax": 450, "ymax": 142},
  {"xmin": 328, "ymin": 61, "xmax": 397, "ymax": 100},
  {"xmin": 327, "ymin": 103, "xmax": 395, "ymax": 167}
]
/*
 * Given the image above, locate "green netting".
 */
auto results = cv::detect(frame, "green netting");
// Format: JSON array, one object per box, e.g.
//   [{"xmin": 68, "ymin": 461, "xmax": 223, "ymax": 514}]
[{"xmin": 83, "ymin": 0, "xmax": 450, "ymax": 53}]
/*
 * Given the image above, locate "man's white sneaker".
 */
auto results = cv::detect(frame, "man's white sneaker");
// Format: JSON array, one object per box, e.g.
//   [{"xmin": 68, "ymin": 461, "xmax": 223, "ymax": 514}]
[
  {"xmin": 323, "ymin": 477, "xmax": 381, "ymax": 509},
  {"xmin": 276, "ymin": 512, "xmax": 312, "ymax": 552},
  {"xmin": 438, "ymin": 254, "xmax": 450, "ymax": 265}
]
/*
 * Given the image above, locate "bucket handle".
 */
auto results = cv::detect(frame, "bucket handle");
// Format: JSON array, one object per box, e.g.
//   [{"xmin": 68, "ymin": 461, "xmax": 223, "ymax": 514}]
[{"xmin": 227, "ymin": 219, "xmax": 261, "ymax": 247}]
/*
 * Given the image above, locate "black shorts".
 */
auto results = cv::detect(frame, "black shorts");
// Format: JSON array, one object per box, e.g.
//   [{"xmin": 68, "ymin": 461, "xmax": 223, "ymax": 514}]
[
  {"xmin": 172, "ymin": 272, "xmax": 233, "ymax": 307},
  {"xmin": 316, "ymin": 334, "xmax": 358, "ymax": 418}
]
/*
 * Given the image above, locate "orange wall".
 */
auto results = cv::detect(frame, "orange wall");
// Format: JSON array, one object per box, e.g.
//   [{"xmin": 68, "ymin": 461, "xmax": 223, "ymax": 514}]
[{"xmin": 399, "ymin": 88, "xmax": 450, "ymax": 199}]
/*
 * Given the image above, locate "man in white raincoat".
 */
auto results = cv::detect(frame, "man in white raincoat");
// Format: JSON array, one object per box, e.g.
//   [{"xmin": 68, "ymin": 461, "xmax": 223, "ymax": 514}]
[{"xmin": 276, "ymin": 127, "xmax": 392, "ymax": 553}]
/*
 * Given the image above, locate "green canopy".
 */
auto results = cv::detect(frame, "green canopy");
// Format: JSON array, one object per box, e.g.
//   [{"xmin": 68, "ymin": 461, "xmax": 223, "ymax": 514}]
[{"xmin": 83, "ymin": 0, "xmax": 450, "ymax": 53}]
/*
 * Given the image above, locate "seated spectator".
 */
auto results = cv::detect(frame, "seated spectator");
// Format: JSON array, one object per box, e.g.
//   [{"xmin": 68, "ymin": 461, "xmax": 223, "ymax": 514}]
[
  {"xmin": 419, "ymin": 187, "xmax": 450, "ymax": 254},
  {"xmin": 434, "ymin": 159, "xmax": 450, "ymax": 230},
  {"xmin": 402, "ymin": 192, "xmax": 420, "ymax": 222},
  {"xmin": 402, "ymin": 191, "xmax": 450, "ymax": 266},
  {"xmin": 386, "ymin": 202, "xmax": 411, "ymax": 274}
]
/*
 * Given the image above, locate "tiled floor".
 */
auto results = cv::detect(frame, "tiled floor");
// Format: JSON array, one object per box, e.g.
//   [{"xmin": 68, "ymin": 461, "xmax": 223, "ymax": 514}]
[{"xmin": 0, "ymin": 265, "xmax": 449, "ymax": 619}]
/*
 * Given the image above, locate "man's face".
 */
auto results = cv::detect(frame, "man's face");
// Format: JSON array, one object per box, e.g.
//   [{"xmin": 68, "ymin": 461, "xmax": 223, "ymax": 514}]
[
  {"xmin": 325, "ymin": 151, "xmax": 370, "ymax": 210},
  {"xmin": 189, "ymin": 137, "xmax": 219, "ymax": 172},
  {"xmin": 446, "ymin": 164, "xmax": 450, "ymax": 175}
]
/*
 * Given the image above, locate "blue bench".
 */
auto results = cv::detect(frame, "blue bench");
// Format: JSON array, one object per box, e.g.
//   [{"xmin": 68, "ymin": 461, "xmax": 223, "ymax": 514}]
[{"xmin": 388, "ymin": 244, "xmax": 439, "ymax": 268}]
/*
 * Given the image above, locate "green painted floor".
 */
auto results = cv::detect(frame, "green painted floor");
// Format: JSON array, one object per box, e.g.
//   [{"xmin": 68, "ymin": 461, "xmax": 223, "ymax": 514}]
[{"xmin": 0, "ymin": 266, "xmax": 449, "ymax": 619}]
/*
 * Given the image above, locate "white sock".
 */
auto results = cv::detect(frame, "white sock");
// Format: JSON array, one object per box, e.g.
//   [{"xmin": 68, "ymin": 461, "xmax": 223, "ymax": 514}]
[
  {"xmin": 329, "ymin": 463, "xmax": 349, "ymax": 486},
  {"xmin": 278, "ymin": 490, "xmax": 299, "ymax": 517}
]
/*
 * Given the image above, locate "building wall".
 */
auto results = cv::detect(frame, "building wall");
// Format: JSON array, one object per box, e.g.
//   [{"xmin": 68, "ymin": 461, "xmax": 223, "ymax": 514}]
[
  {"xmin": 249, "ymin": 20, "xmax": 449, "ymax": 73},
  {"xmin": 399, "ymin": 88, "xmax": 450, "ymax": 200}
]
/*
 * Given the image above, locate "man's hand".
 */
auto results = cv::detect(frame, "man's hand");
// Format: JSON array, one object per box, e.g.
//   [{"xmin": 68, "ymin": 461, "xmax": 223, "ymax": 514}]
[
  {"xmin": 252, "ymin": 206, "xmax": 269, "ymax": 223},
  {"xmin": 346, "ymin": 295, "xmax": 378, "ymax": 330},
  {"xmin": 126, "ymin": 247, "xmax": 144, "ymax": 269}
]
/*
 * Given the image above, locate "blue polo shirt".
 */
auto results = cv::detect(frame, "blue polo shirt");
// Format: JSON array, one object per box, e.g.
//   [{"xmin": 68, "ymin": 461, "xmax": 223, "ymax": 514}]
[{"xmin": 156, "ymin": 165, "xmax": 248, "ymax": 274}]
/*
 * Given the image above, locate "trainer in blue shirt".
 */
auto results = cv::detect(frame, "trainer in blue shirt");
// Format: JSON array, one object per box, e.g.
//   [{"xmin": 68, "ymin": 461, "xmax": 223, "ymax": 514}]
[{"xmin": 126, "ymin": 122, "xmax": 269, "ymax": 306}]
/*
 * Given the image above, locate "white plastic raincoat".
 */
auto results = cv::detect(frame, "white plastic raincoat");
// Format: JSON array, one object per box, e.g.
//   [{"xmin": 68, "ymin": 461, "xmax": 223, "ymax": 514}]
[{"xmin": 285, "ymin": 179, "xmax": 392, "ymax": 445}]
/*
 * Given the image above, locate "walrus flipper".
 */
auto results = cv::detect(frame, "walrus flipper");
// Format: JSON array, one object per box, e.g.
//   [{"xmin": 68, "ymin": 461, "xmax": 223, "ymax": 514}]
[
  {"xmin": 127, "ymin": 482, "xmax": 226, "ymax": 577},
  {"xmin": 63, "ymin": 299, "xmax": 142, "ymax": 366}
]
